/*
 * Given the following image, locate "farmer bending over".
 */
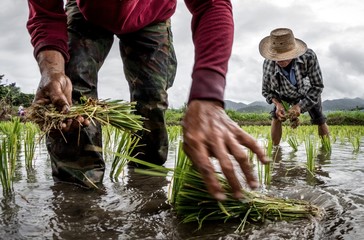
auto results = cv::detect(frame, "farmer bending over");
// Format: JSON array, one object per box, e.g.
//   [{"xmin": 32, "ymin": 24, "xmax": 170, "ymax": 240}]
[
  {"xmin": 26, "ymin": 0, "xmax": 269, "ymax": 200},
  {"xmin": 259, "ymin": 28, "xmax": 329, "ymax": 146}
]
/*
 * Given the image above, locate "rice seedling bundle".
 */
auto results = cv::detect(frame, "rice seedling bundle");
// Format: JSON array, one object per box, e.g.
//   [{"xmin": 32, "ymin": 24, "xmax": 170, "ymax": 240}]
[
  {"xmin": 282, "ymin": 101, "xmax": 300, "ymax": 129},
  {"xmin": 25, "ymin": 97, "xmax": 145, "ymax": 135},
  {"xmin": 168, "ymin": 142, "xmax": 322, "ymax": 232}
]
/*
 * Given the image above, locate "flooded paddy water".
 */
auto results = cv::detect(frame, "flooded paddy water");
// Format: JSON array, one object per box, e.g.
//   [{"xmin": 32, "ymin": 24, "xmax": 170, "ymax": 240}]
[{"xmin": 0, "ymin": 125, "xmax": 364, "ymax": 239}]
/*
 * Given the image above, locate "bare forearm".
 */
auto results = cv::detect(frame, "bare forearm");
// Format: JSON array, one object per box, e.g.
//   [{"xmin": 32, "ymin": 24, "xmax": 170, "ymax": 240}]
[{"xmin": 37, "ymin": 50, "xmax": 65, "ymax": 76}]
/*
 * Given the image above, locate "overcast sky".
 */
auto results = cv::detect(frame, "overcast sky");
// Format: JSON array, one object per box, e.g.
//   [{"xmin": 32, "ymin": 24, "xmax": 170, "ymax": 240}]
[{"xmin": 1, "ymin": 0, "xmax": 364, "ymax": 108}]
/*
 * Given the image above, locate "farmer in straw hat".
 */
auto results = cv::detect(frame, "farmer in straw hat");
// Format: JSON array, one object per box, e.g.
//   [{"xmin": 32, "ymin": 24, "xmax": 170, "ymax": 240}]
[{"xmin": 259, "ymin": 28, "xmax": 329, "ymax": 146}]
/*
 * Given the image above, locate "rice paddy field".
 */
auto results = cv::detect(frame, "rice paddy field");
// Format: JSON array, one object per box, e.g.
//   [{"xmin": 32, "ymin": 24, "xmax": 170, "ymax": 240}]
[{"xmin": 0, "ymin": 118, "xmax": 364, "ymax": 239}]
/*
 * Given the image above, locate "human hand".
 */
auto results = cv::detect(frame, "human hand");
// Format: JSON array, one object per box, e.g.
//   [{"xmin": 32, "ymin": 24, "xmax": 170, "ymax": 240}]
[
  {"xmin": 182, "ymin": 100, "xmax": 269, "ymax": 201},
  {"xmin": 275, "ymin": 103, "xmax": 286, "ymax": 121},
  {"xmin": 287, "ymin": 104, "xmax": 301, "ymax": 119},
  {"xmin": 34, "ymin": 50, "xmax": 90, "ymax": 132}
]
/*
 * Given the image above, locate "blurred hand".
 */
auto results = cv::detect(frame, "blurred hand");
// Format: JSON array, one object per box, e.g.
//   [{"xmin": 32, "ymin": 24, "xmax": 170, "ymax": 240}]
[
  {"xmin": 34, "ymin": 50, "xmax": 90, "ymax": 132},
  {"xmin": 275, "ymin": 103, "xmax": 286, "ymax": 121},
  {"xmin": 182, "ymin": 100, "xmax": 269, "ymax": 201},
  {"xmin": 288, "ymin": 104, "xmax": 301, "ymax": 119}
]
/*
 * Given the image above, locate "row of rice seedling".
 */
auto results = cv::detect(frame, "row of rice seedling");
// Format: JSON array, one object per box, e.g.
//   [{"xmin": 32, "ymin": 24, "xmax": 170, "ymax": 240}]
[
  {"xmin": 0, "ymin": 118, "xmax": 42, "ymax": 195},
  {"xmin": 21, "ymin": 122, "xmax": 364, "ymax": 185}
]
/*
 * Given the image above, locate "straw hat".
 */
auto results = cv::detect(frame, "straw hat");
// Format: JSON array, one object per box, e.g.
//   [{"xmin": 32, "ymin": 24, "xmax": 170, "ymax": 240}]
[{"xmin": 259, "ymin": 28, "xmax": 307, "ymax": 61}]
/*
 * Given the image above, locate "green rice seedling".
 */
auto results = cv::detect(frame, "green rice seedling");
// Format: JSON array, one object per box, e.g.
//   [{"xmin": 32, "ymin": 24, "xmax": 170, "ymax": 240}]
[
  {"xmin": 25, "ymin": 97, "xmax": 145, "ymax": 139},
  {"xmin": 167, "ymin": 141, "xmax": 322, "ymax": 232},
  {"xmin": 350, "ymin": 135, "xmax": 361, "ymax": 153},
  {"xmin": 263, "ymin": 138, "xmax": 274, "ymax": 186},
  {"xmin": 304, "ymin": 136, "xmax": 317, "ymax": 174},
  {"xmin": 320, "ymin": 135, "xmax": 332, "ymax": 153},
  {"xmin": 102, "ymin": 125, "xmax": 123, "ymax": 161},
  {"xmin": 23, "ymin": 122, "xmax": 40, "ymax": 169},
  {"xmin": 0, "ymin": 118, "xmax": 23, "ymax": 195},
  {"xmin": 287, "ymin": 135, "xmax": 299, "ymax": 151},
  {"xmin": 0, "ymin": 118, "xmax": 22, "ymax": 167},
  {"xmin": 109, "ymin": 130, "xmax": 140, "ymax": 181},
  {"xmin": 0, "ymin": 139, "xmax": 13, "ymax": 195},
  {"xmin": 167, "ymin": 125, "xmax": 182, "ymax": 144}
]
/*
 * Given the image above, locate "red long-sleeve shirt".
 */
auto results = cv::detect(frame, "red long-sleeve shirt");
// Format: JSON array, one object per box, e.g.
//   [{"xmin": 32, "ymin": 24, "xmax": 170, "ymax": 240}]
[{"xmin": 27, "ymin": 0, "xmax": 234, "ymax": 103}]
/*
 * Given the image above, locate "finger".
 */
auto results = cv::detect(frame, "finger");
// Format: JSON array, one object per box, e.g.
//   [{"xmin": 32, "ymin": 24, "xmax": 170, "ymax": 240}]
[
  {"xmin": 183, "ymin": 139, "xmax": 226, "ymax": 201},
  {"xmin": 226, "ymin": 137, "xmax": 258, "ymax": 190},
  {"xmin": 52, "ymin": 95, "xmax": 71, "ymax": 113},
  {"xmin": 61, "ymin": 104, "xmax": 70, "ymax": 114},
  {"xmin": 33, "ymin": 98, "xmax": 51, "ymax": 106},
  {"xmin": 83, "ymin": 118, "xmax": 90, "ymax": 127},
  {"xmin": 212, "ymin": 136, "xmax": 243, "ymax": 199},
  {"xmin": 72, "ymin": 116, "xmax": 85, "ymax": 128},
  {"xmin": 234, "ymin": 128, "xmax": 270, "ymax": 164},
  {"xmin": 61, "ymin": 119, "xmax": 73, "ymax": 132}
]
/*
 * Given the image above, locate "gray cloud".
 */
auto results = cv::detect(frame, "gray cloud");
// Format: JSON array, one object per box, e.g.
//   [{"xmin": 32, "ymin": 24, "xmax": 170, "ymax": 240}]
[{"xmin": 1, "ymin": 0, "xmax": 364, "ymax": 108}]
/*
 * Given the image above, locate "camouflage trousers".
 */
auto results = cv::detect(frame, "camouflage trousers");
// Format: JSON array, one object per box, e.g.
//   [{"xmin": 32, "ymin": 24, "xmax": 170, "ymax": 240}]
[{"xmin": 47, "ymin": 0, "xmax": 177, "ymax": 187}]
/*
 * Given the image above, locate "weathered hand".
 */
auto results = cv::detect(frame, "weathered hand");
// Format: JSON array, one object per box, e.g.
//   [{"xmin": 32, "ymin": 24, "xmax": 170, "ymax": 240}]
[
  {"xmin": 34, "ymin": 50, "xmax": 90, "ymax": 133},
  {"xmin": 34, "ymin": 71, "xmax": 72, "ymax": 113},
  {"xmin": 182, "ymin": 100, "xmax": 269, "ymax": 201}
]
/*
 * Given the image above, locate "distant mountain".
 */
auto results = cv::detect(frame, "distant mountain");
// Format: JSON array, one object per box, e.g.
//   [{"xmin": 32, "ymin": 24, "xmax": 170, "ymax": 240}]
[
  {"xmin": 225, "ymin": 97, "xmax": 364, "ymax": 112},
  {"xmin": 225, "ymin": 100, "xmax": 271, "ymax": 112},
  {"xmin": 322, "ymin": 97, "xmax": 364, "ymax": 111},
  {"xmin": 224, "ymin": 100, "xmax": 247, "ymax": 111}
]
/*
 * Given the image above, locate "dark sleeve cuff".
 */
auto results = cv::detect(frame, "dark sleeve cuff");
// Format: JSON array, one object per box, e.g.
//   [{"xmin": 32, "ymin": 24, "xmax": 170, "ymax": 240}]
[
  {"xmin": 34, "ymin": 41, "xmax": 70, "ymax": 62},
  {"xmin": 188, "ymin": 69, "xmax": 226, "ymax": 105}
]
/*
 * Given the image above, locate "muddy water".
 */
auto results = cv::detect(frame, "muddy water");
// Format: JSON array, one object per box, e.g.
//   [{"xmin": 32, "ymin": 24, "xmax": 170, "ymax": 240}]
[{"xmin": 0, "ymin": 136, "xmax": 364, "ymax": 240}]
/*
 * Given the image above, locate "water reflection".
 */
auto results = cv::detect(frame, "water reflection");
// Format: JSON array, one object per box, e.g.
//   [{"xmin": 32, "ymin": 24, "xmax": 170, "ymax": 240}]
[
  {"xmin": 0, "ymin": 195, "xmax": 21, "ymax": 238},
  {"xmin": 1, "ymin": 137, "xmax": 364, "ymax": 239},
  {"xmin": 47, "ymin": 167, "xmax": 176, "ymax": 239}
]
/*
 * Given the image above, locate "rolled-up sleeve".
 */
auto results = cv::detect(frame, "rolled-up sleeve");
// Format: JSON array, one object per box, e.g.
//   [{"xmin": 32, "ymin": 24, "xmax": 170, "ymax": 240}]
[
  {"xmin": 27, "ymin": 0, "xmax": 69, "ymax": 61},
  {"xmin": 184, "ymin": 0, "xmax": 234, "ymax": 104}
]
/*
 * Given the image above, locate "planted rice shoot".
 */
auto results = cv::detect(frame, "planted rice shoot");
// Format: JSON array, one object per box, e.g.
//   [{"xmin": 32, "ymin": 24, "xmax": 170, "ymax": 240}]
[
  {"xmin": 263, "ymin": 138, "xmax": 274, "ymax": 186},
  {"xmin": 320, "ymin": 135, "xmax": 332, "ymax": 153},
  {"xmin": 287, "ymin": 135, "xmax": 299, "ymax": 151},
  {"xmin": 0, "ymin": 140, "xmax": 14, "ymax": 195},
  {"xmin": 0, "ymin": 118, "xmax": 23, "ymax": 195},
  {"xmin": 167, "ymin": 125, "xmax": 181, "ymax": 144},
  {"xmin": 304, "ymin": 136, "xmax": 318, "ymax": 174},
  {"xmin": 350, "ymin": 135, "xmax": 361, "ymax": 153},
  {"xmin": 23, "ymin": 122, "xmax": 40, "ymax": 169}
]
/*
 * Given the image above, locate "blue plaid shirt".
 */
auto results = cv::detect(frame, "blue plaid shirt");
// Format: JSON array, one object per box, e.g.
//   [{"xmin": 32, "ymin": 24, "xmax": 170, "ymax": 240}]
[{"xmin": 261, "ymin": 49, "xmax": 324, "ymax": 113}]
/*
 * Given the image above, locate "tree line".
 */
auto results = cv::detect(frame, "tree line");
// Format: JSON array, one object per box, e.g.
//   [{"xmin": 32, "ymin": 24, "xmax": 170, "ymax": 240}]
[
  {"xmin": 0, "ymin": 74, "xmax": 34, "ymax": 107},
  {"xmin": 0, "ymin": 74, "xmax": 35, "ymax": 119}
]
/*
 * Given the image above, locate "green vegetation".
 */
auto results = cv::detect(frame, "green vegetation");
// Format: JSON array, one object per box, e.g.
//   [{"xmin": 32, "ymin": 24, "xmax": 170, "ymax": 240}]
[
  {"xmin": 0, "ymin": 118, "xmax": 23, "ymax": 195},
  {"xmin": 165, "ymin": 108, "xmax": 364, "ymax": 126},
  {"xmin": 0, "ymin": 75, "xmax": 34, "ymax": 120}
]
